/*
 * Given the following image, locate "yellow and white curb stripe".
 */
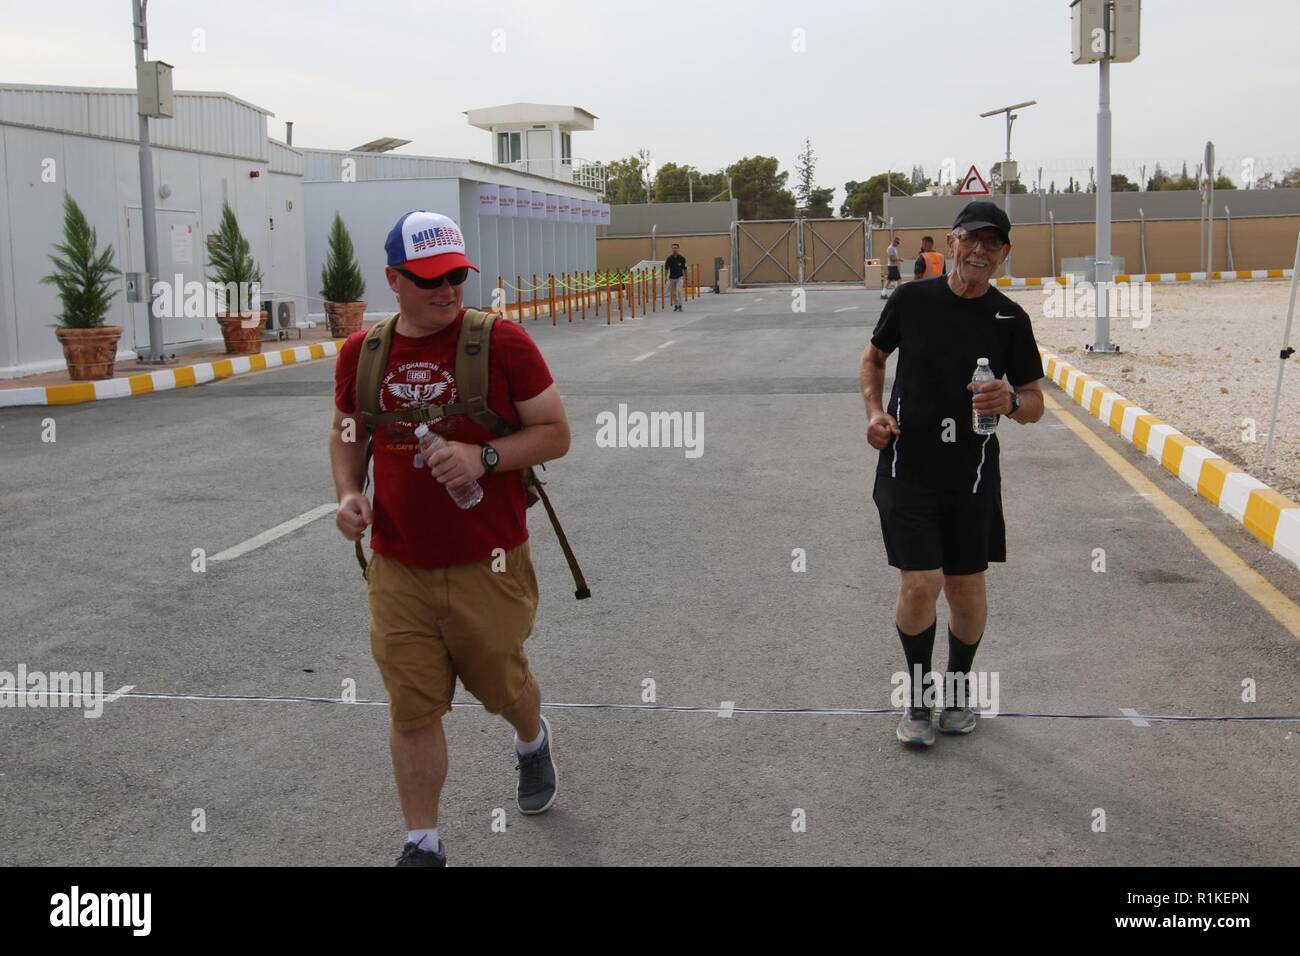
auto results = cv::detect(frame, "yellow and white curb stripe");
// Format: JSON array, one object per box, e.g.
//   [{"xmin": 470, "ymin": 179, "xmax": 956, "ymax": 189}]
[
  {"xmin": 1040, "ymin": 347, "xmax": 1300, "ymax": 571},
  {"xmin": 994, "ymin": 269, "xmax": 1293, "ymax": 288},
  {"xmin": 0, "ymin": 340, "xmax": 345, "ymax": 408}
]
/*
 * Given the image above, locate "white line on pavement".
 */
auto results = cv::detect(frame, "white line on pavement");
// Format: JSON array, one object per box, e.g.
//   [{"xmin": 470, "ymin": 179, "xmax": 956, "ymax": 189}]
[
  {"xmin": 657, "ymin": 340, "xmax": 676, "ymax": 349},
  {"xmin": 211, "ymin": 503, "xmax": 338, "ymax": 562},
  {"xmin": 1119, "ymin": 708, "xmax": 1151, "ymax": 727},
  {"xmin": 834, "ymin": 306, "xmax": 859, "ymax": 313},
  {"xmin": 631, "ymin": 351, "xmax": 657, "ymax": 362},
  {"xmin": 734, "ymin": 307, "xmax": 745, "ymax": 312}
]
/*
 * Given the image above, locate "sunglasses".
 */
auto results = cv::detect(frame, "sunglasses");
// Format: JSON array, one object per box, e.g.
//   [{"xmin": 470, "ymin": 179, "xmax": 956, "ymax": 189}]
[
  {"xmin": 394, "ymin": 266, "xmax": 470, "ymax": 290},
  {"xmin": 956, "ymin": 232, "xmax": 1007, "ymax": 252}
]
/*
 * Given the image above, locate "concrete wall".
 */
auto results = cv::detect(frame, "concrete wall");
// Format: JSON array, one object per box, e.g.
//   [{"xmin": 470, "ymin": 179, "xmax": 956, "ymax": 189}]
[
  {"xmin": 598, "ymin": 233, "xmax": 730, "ymax": 277},
  {"xmin": 884, "ymin": 188, "xmax": 1300, "ymax": 228},
  {"xmin": 0, "ymin": 122, "xmax": 305, "ymax": 377},
  {"xmin": 602, "ymin": 200, "xmax": 738, "ymax": 237},
  {"xmin": 869, "ymin": 215, "xmax": 1300, "ymax": 278}
]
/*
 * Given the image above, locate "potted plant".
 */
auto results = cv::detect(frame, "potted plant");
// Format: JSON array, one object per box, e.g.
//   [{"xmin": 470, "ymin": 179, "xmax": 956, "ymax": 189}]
[
  {"xmin": 42, "ymin": 193, "xmax": 123, "ymax": 381},
  {"xmin": 207, "ymin": 201, "xmax": 265, "ymax": 354},
  {"xmin": 321, "ymin": 212, "xmax": 366, "ymax": 338}
]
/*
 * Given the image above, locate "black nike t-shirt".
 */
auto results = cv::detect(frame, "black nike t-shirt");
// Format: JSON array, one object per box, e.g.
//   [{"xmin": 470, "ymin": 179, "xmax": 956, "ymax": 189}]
[{"xmin": 870, "ymin": 276, "xmax": 1044, "ymax": 493}]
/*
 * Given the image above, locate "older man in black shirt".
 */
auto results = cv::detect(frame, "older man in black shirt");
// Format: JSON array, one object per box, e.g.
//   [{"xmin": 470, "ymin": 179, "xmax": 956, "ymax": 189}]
[{"xmin": 858, "ymin": 201, "xmax": 1045, "ymax": 747}]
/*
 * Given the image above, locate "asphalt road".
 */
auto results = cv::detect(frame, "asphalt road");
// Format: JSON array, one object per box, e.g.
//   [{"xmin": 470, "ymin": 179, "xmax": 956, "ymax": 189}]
[{"xmin": 1, "ymin": 287, "xmax": 1297, "ymax": 866}]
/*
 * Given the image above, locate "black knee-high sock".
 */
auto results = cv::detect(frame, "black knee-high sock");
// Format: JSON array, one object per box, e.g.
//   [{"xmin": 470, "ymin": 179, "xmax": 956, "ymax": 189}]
[
  {"xmin": 897, "ymin": 620, "xmax": 936, "ymax": 710},
  {"xmin": 945, "ymin": 627, "xmax": 982, "ymax": 709}
]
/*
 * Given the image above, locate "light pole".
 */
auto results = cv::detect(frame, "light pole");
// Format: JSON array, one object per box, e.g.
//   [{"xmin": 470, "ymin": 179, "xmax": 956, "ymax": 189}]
[
  {"xmin": 131, "ymin": 0, "xmax": 174, "ymax": 364},
  {"xmin": 980, "ymin": 100, "xmax": 1036, "ymax": 278},
  {"xmin": 1072, "ymin": 0, "xmax": 1141, "ymax": 354}
]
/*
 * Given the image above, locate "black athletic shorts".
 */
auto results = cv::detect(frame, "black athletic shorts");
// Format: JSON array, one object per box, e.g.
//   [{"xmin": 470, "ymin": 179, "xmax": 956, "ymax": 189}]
[
  {"xmin": 872, "ymin": 473, "xmax": 1006, "ymax": 575},
  {"xmin": 887, "ymin": 265, "xmax": 901, "ymax": 280}
]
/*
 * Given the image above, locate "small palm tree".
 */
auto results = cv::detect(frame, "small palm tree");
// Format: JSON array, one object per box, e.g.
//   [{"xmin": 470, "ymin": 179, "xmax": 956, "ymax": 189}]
[
  {"xmin": 42, "ymin": 193, "xmax": 120, "ymax": 328},
  {"xmin": 206, "ymin": 201, "xmax": 262, "ymax": 314},
  {"xmin": 320, "ymin": 212, "xmax": 365, "ymax": 303}
]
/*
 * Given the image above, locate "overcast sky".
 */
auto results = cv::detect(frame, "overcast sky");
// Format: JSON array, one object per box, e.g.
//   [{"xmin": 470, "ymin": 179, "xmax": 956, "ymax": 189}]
[{"xmin": 4, "ymin": 1, "xmax": 1298, "ymax": 205}]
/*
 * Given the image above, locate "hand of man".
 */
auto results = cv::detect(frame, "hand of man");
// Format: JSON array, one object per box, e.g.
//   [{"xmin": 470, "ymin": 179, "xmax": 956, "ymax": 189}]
[
  {"xmin": 866, "ymin": 411, "xmax": 901, "ymax": 449},
  {"xmin": 427, "ymin": 440, "xmax": 486, "ymax": 487},
  {"xmin": 968, "ymin": 379, "xmax": 1015, "ymax": 416},
  {"xmin": 336, "ymin": 491, "xmax": 373, "ymax": 541}
]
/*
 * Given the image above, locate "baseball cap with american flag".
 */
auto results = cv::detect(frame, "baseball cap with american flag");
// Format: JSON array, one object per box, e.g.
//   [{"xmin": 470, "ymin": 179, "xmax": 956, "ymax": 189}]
[{"xmin": 384, "ymin": 210, "xmax": 479, "ymax": 279}]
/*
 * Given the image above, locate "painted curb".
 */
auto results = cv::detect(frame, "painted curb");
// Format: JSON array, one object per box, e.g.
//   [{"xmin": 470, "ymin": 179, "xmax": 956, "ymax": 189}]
[
  {"xmin": 1039, "ymin": 347, "xmax": 1300, "ymax": 571},
  {"xmin": 0, "ymin": 340, "xmax": 345, "ymax": 408},
  {"xmin": 995, "ymin": 269, "xmax": 1293, "ymax": 288}
]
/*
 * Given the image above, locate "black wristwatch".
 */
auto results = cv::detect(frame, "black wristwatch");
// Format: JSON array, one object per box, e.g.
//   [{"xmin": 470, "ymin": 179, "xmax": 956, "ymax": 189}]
[
  {"xmin": 1009, "ymin": 387, "xmax": 1021, "ymax": 415},
  {"xmin": 480, "ymin": 443, "xmax": 500, "ymax": 473}
]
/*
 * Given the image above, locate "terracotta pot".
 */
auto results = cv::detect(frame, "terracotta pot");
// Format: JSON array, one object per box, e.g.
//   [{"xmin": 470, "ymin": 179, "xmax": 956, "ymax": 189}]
[
  {"xmin": 217, "ymin": 313, "xmax": 266, "ymax": 354},
  {"xmin": 324, "ymin": 301, "xmax": 366, "ymax": 338},
  {"xmin": 55, "ymin": 326, "xmax": 123, "ymax": 381}
]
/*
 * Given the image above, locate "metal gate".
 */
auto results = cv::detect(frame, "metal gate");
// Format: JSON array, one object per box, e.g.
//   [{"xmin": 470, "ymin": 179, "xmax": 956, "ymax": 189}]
[{"xmin": 732, "ymin": 218, "xmax": 866, "ymax": 286}]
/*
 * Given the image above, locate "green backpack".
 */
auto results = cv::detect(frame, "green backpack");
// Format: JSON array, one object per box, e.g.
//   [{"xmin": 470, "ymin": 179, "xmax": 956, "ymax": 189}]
[{"xmin": 352, "ymin": 309, "xmax": 589, "ymax": 599}]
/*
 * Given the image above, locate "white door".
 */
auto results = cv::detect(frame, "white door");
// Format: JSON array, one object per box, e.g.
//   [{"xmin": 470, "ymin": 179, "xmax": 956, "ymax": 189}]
[
  {"xmin": 126, "ymin": 207, "xmax": 206, "ymax": 347},
  {"xmin": 525, "ymin": 129, "xmax": 553, "ymax": 178}
]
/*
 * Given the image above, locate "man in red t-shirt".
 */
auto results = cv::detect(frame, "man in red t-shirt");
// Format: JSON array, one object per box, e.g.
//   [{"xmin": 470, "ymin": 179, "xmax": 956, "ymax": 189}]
[{"xmin": 329, "ymin": 210, "xmax": 571, "ymax": 867}]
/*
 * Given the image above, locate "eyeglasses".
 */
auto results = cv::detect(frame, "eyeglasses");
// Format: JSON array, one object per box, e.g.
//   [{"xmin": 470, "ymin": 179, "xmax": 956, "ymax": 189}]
[
  {"xmin": 394, "ymin": 266, "xmax": 470, "ymax": 290},
  {"xmin": 956, "ymin": 233, "xmax": 1006, "ymax": 252}
]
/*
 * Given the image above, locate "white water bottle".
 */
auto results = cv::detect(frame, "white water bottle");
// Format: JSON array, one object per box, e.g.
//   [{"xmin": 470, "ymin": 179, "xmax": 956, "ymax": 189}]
[
  {"xmin": 972, "ymin": 358, "xmax": 999, "ymax": 435},
  {"xmin": 413, "ymin": 424, "xmax": 484, "ymax": 510}
]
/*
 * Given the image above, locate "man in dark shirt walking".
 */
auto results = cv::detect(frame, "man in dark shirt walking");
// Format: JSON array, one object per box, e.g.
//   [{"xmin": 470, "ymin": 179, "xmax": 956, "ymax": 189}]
[
  {"xmin": 665, "ymin": 243, "xmax": 688, "ymax": 311},
  {"xmin": 858, "ymin": 201, "xmax": 1045, "ymax": 747}
]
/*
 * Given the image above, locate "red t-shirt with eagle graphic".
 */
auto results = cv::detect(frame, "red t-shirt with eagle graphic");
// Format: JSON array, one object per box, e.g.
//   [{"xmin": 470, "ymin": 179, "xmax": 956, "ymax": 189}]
[{"xmin": 334, "ymin": 310, "xmax": 554, "ymax": 568}]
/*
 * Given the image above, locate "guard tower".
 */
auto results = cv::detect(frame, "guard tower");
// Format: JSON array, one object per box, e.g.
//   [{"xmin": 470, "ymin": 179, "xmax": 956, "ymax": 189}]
[{"xmin": 464, "ymin": 103, "xmax": 604, "ymax": 194}]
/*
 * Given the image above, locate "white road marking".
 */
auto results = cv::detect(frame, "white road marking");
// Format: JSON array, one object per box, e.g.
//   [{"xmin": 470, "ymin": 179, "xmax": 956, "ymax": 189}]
[
  {"xmin": 834, "ymin": 305, "xmax": 859, "ymax": 313},
  {"xmin": 211, "ymin": 503, "xmax": 338, "ymax": 561},
  {"xmin": 734, "ymin": 307, "xmax": 745, "ymax": 312},
  {"xmin": 717, "ymin": 701, "xmax": 736, "ymax": 718},
  {"xmin": 631, "ymin": 351, "xmax": 657, "ymax": 362},
  {"xmin": 657, "ymin": 340, "xmax": 676, "ymax": 349},
  {"xmin": 1119, "ymin": 708, "xmax": 1151, "ymax": 727}
]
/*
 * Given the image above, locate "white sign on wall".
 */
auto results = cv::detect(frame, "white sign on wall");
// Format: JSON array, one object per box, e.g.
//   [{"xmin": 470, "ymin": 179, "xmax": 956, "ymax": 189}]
[
  {"xmin": 545, "ymin": 194, "xmax": 558, "ymax": 220},
  {"xmin": 478, "ymin": 183, "xmax": 499, "ymax": 216},
  {"xmin": 170, "ymin": 223, "xmax": 193, "ymax": 264},
  {"xmin": 557, "ymin": 196, "xmax": 570, "ymax": 220},
  {"xmin": 498, "ymin": 186, "xmax": 516, "ymax": 216},
  {"xmin": 532, "ymin": 190, "xmax": 545, "ymax": 217}
]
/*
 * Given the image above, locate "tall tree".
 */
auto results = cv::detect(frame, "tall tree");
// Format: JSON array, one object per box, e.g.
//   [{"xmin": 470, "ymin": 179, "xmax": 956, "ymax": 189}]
[
  {"xmin": 604, "ymin": 152, "xmax": 651, "ymax": 204},
  {"xmin": 840, "ymin": 172, "xmax": 911, "ymax": 219},
  {"xmin": 727, "ymin": 156, "xmax": 796, "ymax": 220},
  {"xmin": 794, "ymin": 138, "xmax": 817, "ymax": 212},
  {"xmin": 653, "ymin": 162, "xmax": 699, "ymax": 203},
  {"xmin": 805, "ymin": 187, "xmax": 834, "ymax": 218}
]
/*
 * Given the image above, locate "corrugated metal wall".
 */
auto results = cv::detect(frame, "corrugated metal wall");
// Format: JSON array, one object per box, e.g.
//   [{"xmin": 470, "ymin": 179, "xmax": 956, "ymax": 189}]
[{"xmin": 0, "ymin": 85, "xmax": 269, "ymax": 161}]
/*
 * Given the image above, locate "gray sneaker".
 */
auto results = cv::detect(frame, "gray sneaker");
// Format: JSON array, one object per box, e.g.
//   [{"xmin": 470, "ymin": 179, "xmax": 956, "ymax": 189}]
[
  {"xmin": 896, "ymin": 707, "xmax": 935, "ymax": 747},
  {"xmin": 516, "ymin": 715, "xmax": 557, "ymax": 814},
  {"xmin": 939, "ymin": 707, "xmax": 978, "ymax": 735}
]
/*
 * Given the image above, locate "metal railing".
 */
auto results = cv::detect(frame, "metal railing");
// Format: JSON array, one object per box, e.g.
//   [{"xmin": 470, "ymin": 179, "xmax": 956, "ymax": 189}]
[{"xmin": 497, "ymin": 157, "xmax": 606, "ymax": 194}]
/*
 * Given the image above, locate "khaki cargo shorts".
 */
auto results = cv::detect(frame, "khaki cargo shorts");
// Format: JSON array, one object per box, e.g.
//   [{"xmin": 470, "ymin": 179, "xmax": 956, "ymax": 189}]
[{"xmin": 367, "ymin": 541, "xmax": 539, "ymax": 731}]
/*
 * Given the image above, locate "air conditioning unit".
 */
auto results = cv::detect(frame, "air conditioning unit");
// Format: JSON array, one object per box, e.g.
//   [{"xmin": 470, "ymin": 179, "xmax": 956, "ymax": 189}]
[{"xmin": 261, "ymin": 298, "xmax": 297, "ymax": 331}]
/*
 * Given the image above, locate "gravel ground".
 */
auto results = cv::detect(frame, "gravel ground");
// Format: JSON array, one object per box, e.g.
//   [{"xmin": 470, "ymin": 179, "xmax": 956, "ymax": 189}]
[{"xmin": 1006, "ymin": 280, "xmax": 1300, "ymax": 502}]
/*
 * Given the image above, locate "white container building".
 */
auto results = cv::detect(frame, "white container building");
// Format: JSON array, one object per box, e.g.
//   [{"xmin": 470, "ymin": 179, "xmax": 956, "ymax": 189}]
[
  {"xmin": 0, "ymin": 83, "xmax": 306, "ymax": 378},
  {"xmin": 302, "ymin": 103, "xmax": 607, "ymax": 318}
]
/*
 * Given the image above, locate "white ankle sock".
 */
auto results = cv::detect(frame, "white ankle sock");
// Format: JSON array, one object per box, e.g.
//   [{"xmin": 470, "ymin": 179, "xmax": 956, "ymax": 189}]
[
  {"xmin": 515, "ymin": 718, "xmax": 547, "ymax": 756},
  {"xmin": 407, "ymin": 828, "xmax": 440, "ymax": 854}
]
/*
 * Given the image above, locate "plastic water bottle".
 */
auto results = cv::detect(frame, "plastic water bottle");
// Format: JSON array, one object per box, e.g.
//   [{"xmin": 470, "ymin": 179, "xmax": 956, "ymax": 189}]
[
  {"xmin": 972, "ymin": 358, "xmax": 999, "ymax": 435},
  {"xmin": 413, "ymin": 424, "xmax": 483, "ymax": 510}
]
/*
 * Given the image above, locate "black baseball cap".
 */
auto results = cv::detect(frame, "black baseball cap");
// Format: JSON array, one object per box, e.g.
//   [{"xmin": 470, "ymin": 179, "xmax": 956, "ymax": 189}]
[{"xmin": 953, "ymin": 201, "xmax": 1011, "ymax": 243}]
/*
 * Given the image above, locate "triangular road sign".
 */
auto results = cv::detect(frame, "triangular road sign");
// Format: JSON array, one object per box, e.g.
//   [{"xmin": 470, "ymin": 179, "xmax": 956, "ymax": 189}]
[{"xmin": 955, "ymin": 164, "xmax": 990, "ymax": 196}]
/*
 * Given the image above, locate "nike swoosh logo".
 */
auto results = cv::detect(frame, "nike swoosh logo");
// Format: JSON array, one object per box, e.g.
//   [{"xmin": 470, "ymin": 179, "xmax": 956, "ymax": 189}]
[{"xmin": 995, "ymin": 312, "xmax": 1014, "ymax": 320}]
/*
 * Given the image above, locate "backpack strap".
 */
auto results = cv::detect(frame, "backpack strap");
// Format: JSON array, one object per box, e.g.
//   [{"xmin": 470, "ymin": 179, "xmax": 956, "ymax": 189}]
[
  {"xmin": 454, "ymin": 309, "xmax": 515, "ymax": 438},
  {"xmin": 355, "ymin": 313, "xmax": 399, "ymax": 435}
]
